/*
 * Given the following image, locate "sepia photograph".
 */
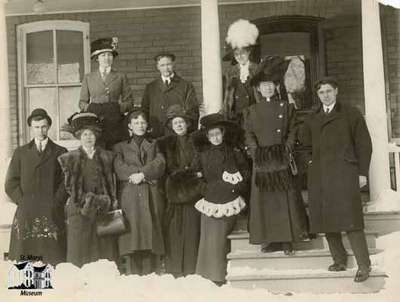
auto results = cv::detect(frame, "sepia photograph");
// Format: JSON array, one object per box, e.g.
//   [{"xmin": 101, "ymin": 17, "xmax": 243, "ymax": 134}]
[{"xmin": 0, "ymin": 0, "xmax": 399, "ymax": 301}]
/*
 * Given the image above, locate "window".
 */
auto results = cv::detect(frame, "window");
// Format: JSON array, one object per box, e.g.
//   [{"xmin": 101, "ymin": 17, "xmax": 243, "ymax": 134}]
[{"xmin": 17, "ymin": 21, "xmax": 90, "ymax": 149}]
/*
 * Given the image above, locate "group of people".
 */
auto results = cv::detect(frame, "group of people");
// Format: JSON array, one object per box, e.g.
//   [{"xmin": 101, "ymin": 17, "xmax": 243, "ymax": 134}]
[{"xmin": 5, "ymin": 19, "xmax": 373, "ymax": 285}]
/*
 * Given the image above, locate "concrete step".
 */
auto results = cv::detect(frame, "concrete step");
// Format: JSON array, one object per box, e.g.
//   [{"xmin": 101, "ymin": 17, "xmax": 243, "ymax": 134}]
[
  {"xmin": 229, "ymin": 231, "xmax": 378, "ymax": 253},
  {"xmin": 227, "ymin": 267, "xmax": 387, "ymax": 294},
  {"xmin": 364, "ymin": 210, "xmax": 400, "ymax": 235},
  {"xmin": 227, "ymin": 248, "xmax": 381, "ymax": 271}
]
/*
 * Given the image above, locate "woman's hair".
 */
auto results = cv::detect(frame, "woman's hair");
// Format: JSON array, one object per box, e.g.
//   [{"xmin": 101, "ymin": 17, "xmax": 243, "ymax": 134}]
[
  {"xmin": 128, "ymin": 110, "xmax": 147, "ymax": 123},
  {"xmin": 74, "ymin": 126, "xmax": 102, "ymax": 140}
]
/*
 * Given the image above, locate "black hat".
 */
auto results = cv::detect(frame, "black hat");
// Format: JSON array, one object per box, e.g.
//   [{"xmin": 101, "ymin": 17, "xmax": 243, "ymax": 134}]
[
  {"xmin": 250, "ymin": 55, "xmax": 290, "ymax": 86},
  {"xmin": 64, "ymin": 112, "xmax": 103, "ymax": 138},
  {"xmin": 165, "ymin": 104, "xmax": 195, "ymax": 128},
  {"xmin": 154, "ymin": 52, "xmax": 176, "ymax": 62},
  {"xmin": 91, "ymin": 37, "xmax": 118, "ymax": 59},
  {"xmin": 27, "ymin": 108, "xmax": 52, "ymax": 126},
  {"xmin": 200, "ymin": 113, "xmax": 238, "ymax": 131}
]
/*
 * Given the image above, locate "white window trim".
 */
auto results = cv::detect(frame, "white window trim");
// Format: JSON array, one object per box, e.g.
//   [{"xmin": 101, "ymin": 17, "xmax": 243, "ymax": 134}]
[{"xmin": 17, "ymin": 20, "xmax": 90, "ymax": 150}]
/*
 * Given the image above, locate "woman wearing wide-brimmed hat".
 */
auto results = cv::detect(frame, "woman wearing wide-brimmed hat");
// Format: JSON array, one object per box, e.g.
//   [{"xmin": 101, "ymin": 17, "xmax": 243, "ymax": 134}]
[
  {"xmin": 222, "ymin": 19, "xmax": 259, "ymax": 124},
  {"xmin": 79, "ymin": 37, "xmax": 134, "ymax": 149},
  {"xmin": 193, "ymin": 113, "xmax": 250, "ymax": 285},
  {"xmin": 243, "ymin": 56, "xmax": 309, "ymax": 255},
  {"xmin": 58, "ymin": 112, "xmax": 118, "ymax": 267},
  {"xmin": 157, "ymin": 104, "xmax": 203, "ymax": 277}
]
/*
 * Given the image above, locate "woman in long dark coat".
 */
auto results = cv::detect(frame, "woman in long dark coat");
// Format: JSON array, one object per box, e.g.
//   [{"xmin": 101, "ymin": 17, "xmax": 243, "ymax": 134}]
[
  {"xmin": 158, "ymin": 105, "xmax": 202, "ymax": 277},
  {"xmin": 58, "ymin": 112, "xmax": 118, "ymax": 267},
  {"xmin": 79, "ymin": 37, "xmax": 134, "ymax": 149},
  {"xmin": 113, "ymin": 110, "xmax": 166, "ymax": 276},
  {"xmin": 243, "ymin": 56, "xmax": 308, "ymax": 254},
  {"xmin": 193, "ymin": 113, "xmax": 250, "ymax": 285}
]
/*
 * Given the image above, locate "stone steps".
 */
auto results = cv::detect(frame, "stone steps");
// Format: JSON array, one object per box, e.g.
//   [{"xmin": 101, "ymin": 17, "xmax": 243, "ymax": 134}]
[
  {"xmin": 228, "ymin": 230, "xmax": 378, "ymax": 253},
  {"xmin": 228, "ymin": 248, "xmax": 381, "ymax": 270},
  {"xmin": 226, "ymin": 267, "xmax": 387, "ymax": 294}
]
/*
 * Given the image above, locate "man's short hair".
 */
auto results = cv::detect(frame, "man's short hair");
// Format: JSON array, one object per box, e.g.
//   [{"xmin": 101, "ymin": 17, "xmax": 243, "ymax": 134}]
[
  {"xmin": 314, "ymin": 76, "xmax": 339, "ymax": 91},
  {"xmin": 128, "ymin": 109, "xmax": 148, "ymax": 123},
  {"xmin": 154, "ymin": 52, "xmax": 176, "ymax": 63}
]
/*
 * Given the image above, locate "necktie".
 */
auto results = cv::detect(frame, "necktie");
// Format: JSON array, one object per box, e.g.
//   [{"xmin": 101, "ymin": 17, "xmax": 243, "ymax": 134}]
[
  {"xmin": 38, "ymin": 141, "xmax": 42, "ymax": 153},
  {"xmin": 165, "ymin": 79, "xmax": 170, "ymax": 86},
  {"xmin": 325, "ymin": 107, "xmax": 330, "ymax": 115}
]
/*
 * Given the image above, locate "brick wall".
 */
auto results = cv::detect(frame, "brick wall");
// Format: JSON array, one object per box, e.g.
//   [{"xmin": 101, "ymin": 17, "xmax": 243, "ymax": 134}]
[
  {"xmin": 381, "ymin": 5, "xmax": 400, "ymax": 139},
  {"xmin": 6, "ymin": 0, "xmax": 366, "ymax": 150}
]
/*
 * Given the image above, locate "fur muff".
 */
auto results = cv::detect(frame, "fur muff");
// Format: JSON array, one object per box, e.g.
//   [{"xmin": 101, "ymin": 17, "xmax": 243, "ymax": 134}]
[
  {"xmin": 58, "ymin": 147, "xmax": 117, "ymax": 214},
  {"xmin": 158, "ymin": 135, "xmax": 203, "ymax": 204}
]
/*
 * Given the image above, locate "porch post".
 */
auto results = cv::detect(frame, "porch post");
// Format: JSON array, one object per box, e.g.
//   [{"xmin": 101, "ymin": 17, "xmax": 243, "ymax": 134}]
[
  {"xmin": 0, "ymin": 2, "xmax": 14, "ymax": 240},
  {"xmin": 361, "ymin": 0, "xmax": 393, "ymax": 206},
  {"xmin": 201, "ymin": 0, "xmax": 223, "ymax": 114}
]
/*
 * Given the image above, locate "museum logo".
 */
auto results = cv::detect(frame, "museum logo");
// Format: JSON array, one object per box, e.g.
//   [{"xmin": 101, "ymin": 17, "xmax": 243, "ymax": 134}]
[{"xmin": 7, "ymin": 259, "xmax": 53, "ymax": 296}]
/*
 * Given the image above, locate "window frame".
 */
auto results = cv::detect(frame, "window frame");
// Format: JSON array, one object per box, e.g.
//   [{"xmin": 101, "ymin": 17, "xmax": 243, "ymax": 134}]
[{"xmin": 17, "ymin": 20, "xmax": 90, "ymax": 149}]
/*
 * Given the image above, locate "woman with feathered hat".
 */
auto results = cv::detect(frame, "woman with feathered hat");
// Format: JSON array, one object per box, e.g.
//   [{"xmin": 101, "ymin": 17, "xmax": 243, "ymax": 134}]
[
  {"xmin": 157, "ymin": 104, "xmax": 203, "ymax": 278},
  {"xmin": 192, "ymin": 113, "xmax": 250, "ymax": 285},
  {"xmin": 58, "ymin": 112, "xmax": 118, "ymax": 267},
  {"xmin": 243, "ymin": 55, "xmax": 309, "ymax": 255},
  {"xmin": 223, "ymin": 19, "xmax": 259, "ymax": 124},
  {"xmin": 79, "ymin": 37, "xmax": 134, "ymax": 149}
]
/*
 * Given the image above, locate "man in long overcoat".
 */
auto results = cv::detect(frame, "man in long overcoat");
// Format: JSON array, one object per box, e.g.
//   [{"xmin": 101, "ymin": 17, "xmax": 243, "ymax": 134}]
[
  {"xmin": 301, "ymin": 77, "xmax": 372, "ymax": 282},
  {"xmin": 141, "ymin": 52, "xmax": 200, "ymax": 138},
  {"xmin": 5, "ymin": 108, "xmax": 68, "ymax": 265}
]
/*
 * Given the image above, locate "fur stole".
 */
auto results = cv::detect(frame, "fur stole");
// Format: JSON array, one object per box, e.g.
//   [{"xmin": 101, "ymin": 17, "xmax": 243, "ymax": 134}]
[{"xmin": 58, "ymin": 147, "xmax": 117, "ymax": 210}]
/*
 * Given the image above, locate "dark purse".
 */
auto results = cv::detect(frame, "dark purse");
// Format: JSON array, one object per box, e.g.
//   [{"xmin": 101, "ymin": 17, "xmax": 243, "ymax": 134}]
[{"xmin": 96, "ymin": 209, "xmax": 128, "ymax": 237}]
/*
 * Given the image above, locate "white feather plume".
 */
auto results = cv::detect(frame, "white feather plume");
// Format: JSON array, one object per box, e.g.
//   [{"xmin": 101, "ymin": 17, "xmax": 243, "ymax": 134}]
[{"xmin": 226, "ymin": 19, "xmax": 259, "ymax": 49}]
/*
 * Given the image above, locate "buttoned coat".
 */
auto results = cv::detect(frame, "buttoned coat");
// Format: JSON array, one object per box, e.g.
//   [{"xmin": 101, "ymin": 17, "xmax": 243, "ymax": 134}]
[
  {"xmin": 5, "ymin": 139, "xmax": 67, "ymax": 264},
  {"xmin": 301, "ymin": 102, "xmax": 372, "ymax": 233},
  {"xmin": 113, "ymin": 138, "xmax": 166, "ymax": 256},
  {"xmin": 141, "ymin": 74, "xmax": 199, "ymax": 138},
  {"xmin": 243, "ymin": 96, "xmax": 308, "ymax": 244},
  {"xmin": 79, "ymin": 70, "xmax": 134, "ymax": 147}
]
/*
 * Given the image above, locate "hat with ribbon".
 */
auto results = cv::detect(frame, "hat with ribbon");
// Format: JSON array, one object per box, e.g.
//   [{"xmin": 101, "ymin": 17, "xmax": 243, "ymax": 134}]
[{"xmin": 91, "ymin": 37, "xmax": 118, "ymax": 59}]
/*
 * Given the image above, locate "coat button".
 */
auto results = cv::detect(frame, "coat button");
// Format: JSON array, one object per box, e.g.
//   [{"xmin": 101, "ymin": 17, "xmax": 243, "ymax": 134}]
[
  {"xmin": 246, "ymin": 95, "xmax": 249, "ymax": 99},
  {"xmin": 278, "ymin": 114, "xmax": 283, "ymax": 119},
  {"xmin": 276, "ymin": 129, "xmax": 281, "ymax": 133},
  {"xmin": 280, "ymin": 102, "xmax": 284, "ymax": 107},
  {"xmin": 161, "ymin": 105, "xmax": 164, "ymax": 109}
]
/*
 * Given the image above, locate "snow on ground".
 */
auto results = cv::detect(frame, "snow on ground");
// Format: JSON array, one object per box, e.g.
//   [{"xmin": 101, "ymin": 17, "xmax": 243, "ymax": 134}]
[{"xmin": 1, "ymin": 232, "xmax": 400, "ymax": 302}]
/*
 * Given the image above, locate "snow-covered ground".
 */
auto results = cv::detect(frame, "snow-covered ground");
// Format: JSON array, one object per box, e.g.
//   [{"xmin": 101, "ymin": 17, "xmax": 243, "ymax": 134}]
[{"xmin": 1, "ymin": 231, "xmax": 399, "ymax": 302}]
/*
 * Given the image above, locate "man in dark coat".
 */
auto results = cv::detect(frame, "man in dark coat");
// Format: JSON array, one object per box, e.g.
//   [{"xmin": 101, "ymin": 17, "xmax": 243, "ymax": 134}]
[
  {"xmin": 301, "ymin": 77, "xmax": 373, "ymax": 282},
  {"xmin": 5, "ymin": 109, "xmax": 68, "ymax": 265},
  {"xmin": 141, "ymin": 52, "xmax": 200, "ymax": 138}
]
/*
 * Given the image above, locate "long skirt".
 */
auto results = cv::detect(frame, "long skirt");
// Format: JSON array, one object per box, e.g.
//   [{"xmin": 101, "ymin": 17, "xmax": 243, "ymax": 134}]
[
  {"xmin": 66, "ymin": 202, "xmax": 118, "ymax": 267},
  {"xmin": 196, "ymin": 214, "xmax": 236, "ymax": 282},
  {"xmin": 249, "ymin": 186, "xmax": 309, "ymax": 245},
  {"xmin": 164, "ymin": 204, "xmax": 200, "ymax": 277}
]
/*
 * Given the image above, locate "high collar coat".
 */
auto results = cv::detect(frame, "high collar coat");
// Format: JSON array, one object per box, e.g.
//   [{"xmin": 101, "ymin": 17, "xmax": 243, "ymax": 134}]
[
  {"xmin": 113, "ymin": 137, "xmax": 166, "ymax": 256},
  {"xmin": 5, "ymin": 139, "xmax": 67, "ymax": 264},
  {"xmin": 301, "ymin": 102, "xmax": 372, "ymax": 233}
]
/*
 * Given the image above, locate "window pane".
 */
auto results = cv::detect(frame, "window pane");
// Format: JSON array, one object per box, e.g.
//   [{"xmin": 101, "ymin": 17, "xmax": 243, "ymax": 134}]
[
  {"xmin": 26, "ymin": 31, "xmax": 55, "ymax": 84},
  {"xmin": 28, "ymin": 87, "xmax": 57, "ymax": 140},
  {"xmin": 57, "ymin": 30, "xmax": 84, "ymax": 83},
  {"xmin": 59, "ymin": 87, "xmax": 81, "ymax": 140}
]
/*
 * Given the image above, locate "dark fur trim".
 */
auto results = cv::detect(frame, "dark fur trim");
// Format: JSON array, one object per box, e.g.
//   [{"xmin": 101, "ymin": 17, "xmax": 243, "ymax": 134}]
[
  {"xmin": 58, "ymin": 147, "xmax": 116, "ymax": 208},
  {"xmin": 255, "ymin": 169, "xmax": 293, "ymax": 192},
  {"xmin": 255, "ymin": 144, "xmax": 288, "ymax": 167}
]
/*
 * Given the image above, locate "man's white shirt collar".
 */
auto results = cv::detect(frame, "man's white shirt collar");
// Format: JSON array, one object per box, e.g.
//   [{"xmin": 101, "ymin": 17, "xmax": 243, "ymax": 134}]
[
  {"xmin": 82, "ymin": 146, "xmax": 96, "ymax": 159},
  {"xmin": 323, "ymin": 102, "xmax": 336, "ymax": 113},
  {"xmin": 35, "ymin": 137, "xmax": 48, "ymax": 151},
  {"xmin": 161, "ymin": 73, "xmax": 174, "ymax": 84}
]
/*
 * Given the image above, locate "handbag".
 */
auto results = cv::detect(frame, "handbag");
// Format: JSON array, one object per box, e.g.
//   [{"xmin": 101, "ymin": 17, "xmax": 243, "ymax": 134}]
[{"xmin": 96, "ymin": 209, "xmax": 128, "ymax": 237}]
